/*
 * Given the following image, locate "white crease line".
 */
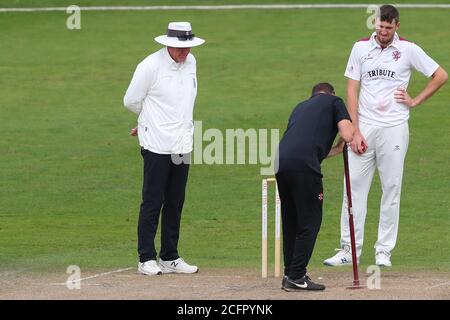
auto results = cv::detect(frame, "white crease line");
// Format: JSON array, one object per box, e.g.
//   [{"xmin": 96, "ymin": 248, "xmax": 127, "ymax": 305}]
[
  {"xmin": 190, "ymin": 275, "xmax": 242, "ymax": 278},
  {"xmin": 1, "ymin": 4, "xmax": 450, "ymax": 12},
  {"xmin": 51, "ymin": 267, "xmax": 133, "ymax": 286},
  {"xmin": 427, "ymin": 281, "xmax": 450, "ymax": 290}
]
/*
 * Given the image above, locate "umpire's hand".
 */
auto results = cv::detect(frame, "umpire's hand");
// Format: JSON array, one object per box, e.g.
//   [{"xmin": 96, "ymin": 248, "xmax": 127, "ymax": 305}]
[{"xmin": 130, "ymin": 127, "xmax": 138, "ymax": 136}]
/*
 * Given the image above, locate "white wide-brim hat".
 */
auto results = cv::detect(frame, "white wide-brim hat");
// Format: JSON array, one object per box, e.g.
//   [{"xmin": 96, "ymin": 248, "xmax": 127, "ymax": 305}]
[{"xmin": 155, "ymin": 22, "xmax": 205, "ymax": 48}]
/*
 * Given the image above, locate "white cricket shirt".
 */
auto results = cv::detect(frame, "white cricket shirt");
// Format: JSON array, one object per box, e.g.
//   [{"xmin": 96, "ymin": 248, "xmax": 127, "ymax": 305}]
[
  {"xmin": 124, "ymin": 47, "xmax": 198, "ymax": 154},
  {"xmin": 345, "ymin": 32, "xmax": 439, "ymax": 127}
]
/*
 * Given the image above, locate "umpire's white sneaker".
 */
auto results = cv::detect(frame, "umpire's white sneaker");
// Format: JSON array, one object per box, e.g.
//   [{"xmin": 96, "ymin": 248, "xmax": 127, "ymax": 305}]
[
  {"xmin": 159, "ymin": 258, "xmax": 199, "ymax": 274},
  {"xmin": 376, "ymin": 250, "xmax": 392, "ymax": 267},
  {"xmin": 323, "ymin": 245, "xmax": 357, "ymax": 266},
  {"xmin": 138, "ymin": 260, "xmax": 162, "ymax": 275}
]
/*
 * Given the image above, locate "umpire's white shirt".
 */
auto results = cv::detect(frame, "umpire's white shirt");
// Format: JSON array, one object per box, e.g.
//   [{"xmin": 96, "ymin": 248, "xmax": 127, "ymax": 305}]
[
  {"xmin": 345, "ymin": 32, "xmax": 439, "ymax": 127},
  {"xmin": 124, "ymin": 47, "xmax": 197, "ymax": 154}
]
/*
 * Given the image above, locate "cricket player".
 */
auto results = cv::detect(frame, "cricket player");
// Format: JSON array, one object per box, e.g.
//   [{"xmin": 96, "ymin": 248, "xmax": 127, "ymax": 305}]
[{"xmin": 324, "ymin": 5, "xmax": 448, "ymax": 267}]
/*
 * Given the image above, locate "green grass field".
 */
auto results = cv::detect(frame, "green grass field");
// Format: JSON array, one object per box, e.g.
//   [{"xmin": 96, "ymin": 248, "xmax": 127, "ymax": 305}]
[
  {"xmin": 2, "ymin": 0, "xmax": 450, "ymax": 8},
  {"xmin": 0, "ymin": 1, "xmax": 449, "ymax": 275}
]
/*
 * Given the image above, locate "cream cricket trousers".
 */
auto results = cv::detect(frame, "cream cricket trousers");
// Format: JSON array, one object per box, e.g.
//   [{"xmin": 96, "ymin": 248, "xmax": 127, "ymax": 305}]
[{"xmin": 340, "ymin": 121, "xmax": 409, "ymax": 257}]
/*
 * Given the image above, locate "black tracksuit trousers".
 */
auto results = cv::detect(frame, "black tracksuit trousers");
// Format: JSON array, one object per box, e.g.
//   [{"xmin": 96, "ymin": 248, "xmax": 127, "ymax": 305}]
[
  {"xmin": 137, "ymin": 148, "xmax": 190, "ymax": 263},
  {"xmin": 275, "ymin": 171, "xmax": 323, "ymax": 280}
]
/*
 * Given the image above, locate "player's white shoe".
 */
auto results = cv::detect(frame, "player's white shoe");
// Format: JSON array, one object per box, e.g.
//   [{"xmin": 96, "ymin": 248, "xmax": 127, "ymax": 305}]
[
  {"xmin": 138, "ymin": 260, "xmax": 162, "ymax": 275},
  {"xmin": 159, "ymin": 258, "xmax": 199, "ymax": 274},
  {"xmin": 323, "ymin": 245, "xmax": 357, "ymax": 266},
  {"xmin": 375, "ymin": 250, "xmax": 392, "ymax": 267}
]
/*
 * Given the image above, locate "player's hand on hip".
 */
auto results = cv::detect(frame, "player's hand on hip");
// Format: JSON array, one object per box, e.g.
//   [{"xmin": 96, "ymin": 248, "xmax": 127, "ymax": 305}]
[
  {"xmin": 394, "ymin": 87, "xmax": 417, "ymax": 108},
  {"xmin": 130, "ymin": 127, "xmax": 138, "ymax": 136}
]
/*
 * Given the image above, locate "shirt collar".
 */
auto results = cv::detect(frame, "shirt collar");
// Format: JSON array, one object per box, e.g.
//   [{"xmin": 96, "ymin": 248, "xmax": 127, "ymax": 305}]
[{"xmin": 370, "ymin": 31, "xmax": 400, "ymax": 50}]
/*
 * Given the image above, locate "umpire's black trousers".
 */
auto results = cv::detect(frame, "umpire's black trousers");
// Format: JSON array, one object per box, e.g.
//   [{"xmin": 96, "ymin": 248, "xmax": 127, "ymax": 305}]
[
  {"xmin": 275, "ymin": 171, "xmax": 323, "ymax": 280},
  {"xmin": 138, "ymin": 148, "xmax": 190, "ymax": 263}
]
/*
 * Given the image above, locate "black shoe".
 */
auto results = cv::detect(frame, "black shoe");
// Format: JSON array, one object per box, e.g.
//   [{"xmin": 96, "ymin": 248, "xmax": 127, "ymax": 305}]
[
  {"xmin": 281, "ymin": 275, "xmax": 288, "ymax": 289},
  {"xmin": 283, "ymin": 275, "xmax": 326, "ymax": 291}
]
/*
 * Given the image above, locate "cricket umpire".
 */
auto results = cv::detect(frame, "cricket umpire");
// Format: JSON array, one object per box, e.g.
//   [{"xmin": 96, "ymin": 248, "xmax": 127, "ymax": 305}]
[
  {"xmin": 276, "ymin": 83, "xmax": 354, "ymax": 291},
  {"xmin": 124, "ymin": 22, "xmax": 204, "ymax": 276}
]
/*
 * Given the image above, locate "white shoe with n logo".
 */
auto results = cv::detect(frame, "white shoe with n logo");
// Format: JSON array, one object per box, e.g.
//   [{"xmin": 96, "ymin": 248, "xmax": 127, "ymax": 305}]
[
  {"xmin": 323, "ymin": 245, "xmax": 358, "ymax": 266},
  {"xmin": 159, "ymin": 258, "xmax": 199, "ymax": 274}
]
